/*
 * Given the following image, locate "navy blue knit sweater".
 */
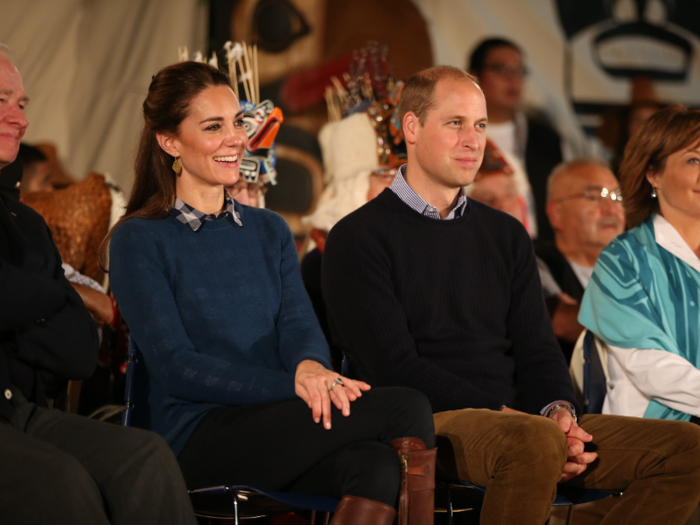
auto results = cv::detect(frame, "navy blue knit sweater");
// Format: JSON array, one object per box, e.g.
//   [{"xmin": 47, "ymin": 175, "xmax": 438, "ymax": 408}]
[
  {"xmin": 110, "ymin": 204, "xmax": 332, "ymax": 454},
  {"xmin": 322, "ymin": 189, "xmax": 576, "ymax": 414}
]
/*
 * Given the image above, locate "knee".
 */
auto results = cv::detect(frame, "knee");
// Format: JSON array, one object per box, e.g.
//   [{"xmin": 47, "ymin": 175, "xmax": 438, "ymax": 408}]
[
  {"xmin": 498, "ymin": 415, "xmax": 567, "ymax": 473},
  {"xmin": 395, "ymin": 386, "xmax": 432, "ymax": 415},
  {"xmin": 675, "ymin": 421, "xmax": 700, "ymax": 450},
  {"xmin": 381, "ymin": 387, "xmax": 435, "ymax": 448},
  {"xmin": 667, "ymin": 421, "xmax": 700, "ymax": 472},
  {"xmin": 118, "ymin": 427, "xmax": 179, "ymax": 471},
  {"xmin": 121, "ymin": 425, "xmax": 168, "ymax": 451}
]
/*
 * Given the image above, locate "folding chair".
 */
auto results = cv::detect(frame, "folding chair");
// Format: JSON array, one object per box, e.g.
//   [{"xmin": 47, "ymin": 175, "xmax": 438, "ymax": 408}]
[
  {"xmin": 123, "ymin": 337, "xmax": 339, "ymax": 524},
  {"xmin": 437, "ymin": 480, "xmax": 614, "ymax": 525},
  {"xmin": 570, "ymin": 330, "xmax": 610, "ymax": 415},
  {"xmin": 581, "ymin": 330, "xmax": 609, "ymax": 415}
]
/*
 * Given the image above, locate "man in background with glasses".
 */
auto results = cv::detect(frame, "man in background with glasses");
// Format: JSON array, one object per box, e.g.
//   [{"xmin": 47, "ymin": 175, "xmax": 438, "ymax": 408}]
[
  {"xmin": 468, "ymin": 37, "xmax": 565, "ymax": 241},
  {"xmin": 535, "ymin": 159, "xmax": 625, "ymax": 363}
]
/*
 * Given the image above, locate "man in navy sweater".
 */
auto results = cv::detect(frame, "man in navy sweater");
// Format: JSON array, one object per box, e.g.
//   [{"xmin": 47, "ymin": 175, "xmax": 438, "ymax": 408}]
[
  {"xmin": 322, "ymin": 66, "xmax": 700, "ymax": 524},
  {"xmin": 0, "ymin": 45, "xmax": 196, "ymax": 524}
]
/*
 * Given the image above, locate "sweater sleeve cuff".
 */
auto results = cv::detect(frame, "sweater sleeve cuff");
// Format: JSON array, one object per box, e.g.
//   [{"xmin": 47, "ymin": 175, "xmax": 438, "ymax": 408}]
[
  {"xmin": 541, "ymin": 400, "xmax": 577, "ymax": 418},
  {"xmin": 292, "ymin": 353, "xmax": 333, "ymax": 373}
]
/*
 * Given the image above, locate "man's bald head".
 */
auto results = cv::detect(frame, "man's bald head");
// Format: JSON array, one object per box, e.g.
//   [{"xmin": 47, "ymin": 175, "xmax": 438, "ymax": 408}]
[
  {"xmin": 0, "ymin": 46, "xmax": 29, "ymax": 169},
  {"xmin": 546, "ymin": 159, "xmax": 611, "ymax": 203}
]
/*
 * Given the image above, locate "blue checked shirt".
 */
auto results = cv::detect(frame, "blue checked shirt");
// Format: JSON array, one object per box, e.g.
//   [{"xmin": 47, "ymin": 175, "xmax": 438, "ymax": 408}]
[
  {"xmin": 389, "ymin": 164, "xmax": 575, "ymax": 420},
  {"xmin": 171, "ymin": 191, "xmax": 242, "ymax": 231},
  {"xmin": 389, "ymin": 164, "xmax": 468, "ymax": 220}
]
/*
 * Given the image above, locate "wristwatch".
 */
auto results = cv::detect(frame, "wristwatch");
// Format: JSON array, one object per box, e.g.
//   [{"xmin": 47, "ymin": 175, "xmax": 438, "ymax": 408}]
[{"xmin": 546, "ymin": 403, "xmax": 578, "ymax": 423}]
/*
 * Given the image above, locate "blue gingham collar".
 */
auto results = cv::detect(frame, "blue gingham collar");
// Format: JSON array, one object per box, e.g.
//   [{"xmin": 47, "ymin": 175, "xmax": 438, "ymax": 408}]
[
  {"xmin": 171, "ymin": 190, "xmax": 242, "ymax": 231},
  {"xmin": 389, "ymin": 164, "xmax": 467, "ymax": 220}
]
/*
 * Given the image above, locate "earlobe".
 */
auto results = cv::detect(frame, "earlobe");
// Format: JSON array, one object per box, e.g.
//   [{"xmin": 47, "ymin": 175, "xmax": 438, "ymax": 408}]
[
  {"xmin": 403, "ymin": 112, "xmax": 418, "ymax": 144},
  {"xmin": 156, "ymin": 132, "xmax": 180, "ymax": 159},
  {"xmin": 645, "ymin": 169, "xmax": 658, "ymax": 190},
  {"xmin": 546, "ymin": 202, "xmax": 562, "ymax": 231}
]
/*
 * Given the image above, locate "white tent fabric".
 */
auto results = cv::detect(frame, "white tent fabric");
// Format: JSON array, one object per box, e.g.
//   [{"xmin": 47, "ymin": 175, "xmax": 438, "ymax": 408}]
[
  {"xmin": 0, "ymin": 0, "xmax": 207, "ymax": 192},
  {"xmin": 3, "ymin": 0, "xmax": 700, "ymax": 194}
]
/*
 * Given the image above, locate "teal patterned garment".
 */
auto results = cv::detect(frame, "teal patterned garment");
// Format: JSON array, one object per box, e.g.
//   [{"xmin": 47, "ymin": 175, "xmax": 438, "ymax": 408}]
[{"xmin": 579, "ymin": 214, "xmax": 700, "ymax": 421}]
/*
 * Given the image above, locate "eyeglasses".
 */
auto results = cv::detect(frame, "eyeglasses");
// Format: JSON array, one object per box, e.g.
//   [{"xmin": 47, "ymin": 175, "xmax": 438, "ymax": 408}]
[
  {"xmin": 370, "ymin": 168, "xmax": 399, "ymax": 182},
  {"xmin": 482, "ymin": 64, "xmax": 529, "ymax": 78},
  {"xmin": 552, "ymin": 186, "xmax": 623, "ymax": 206}
]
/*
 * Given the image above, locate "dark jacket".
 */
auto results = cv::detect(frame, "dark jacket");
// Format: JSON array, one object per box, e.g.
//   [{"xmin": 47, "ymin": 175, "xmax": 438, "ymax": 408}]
[
  {"xmin": 525, "ymin": 119, "xmax": 563, "ymax": 242},
  {"xmin": 534, "ymin": 240, "xmax": 584, "ymax": 364},
  {"xmin": 0, "ymin": 191, "xmax": 97, "ymax": 418},
  {"xmin": 533, "ymin": 240, "xmax": 585, "ymax": 303}
]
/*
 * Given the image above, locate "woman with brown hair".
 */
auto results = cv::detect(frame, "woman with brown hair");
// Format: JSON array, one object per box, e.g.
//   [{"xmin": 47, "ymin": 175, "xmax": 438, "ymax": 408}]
[
  {"xmin": 579, "ymin": 105, "xmax": 700, "ymax": 423},
  {"xmin": 107, "ymin": 61, "xmax": 436, "ymax": 524}
]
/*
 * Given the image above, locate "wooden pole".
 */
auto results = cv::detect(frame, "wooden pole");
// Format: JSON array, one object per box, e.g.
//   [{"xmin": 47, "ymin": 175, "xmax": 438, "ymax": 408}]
[
  {"xmin": 230, "ymin": 57, "xmax": 239, "ymax": 99},
  {"xmin": 253, "ymin": 44, "xmax": 259, "ymax": 104},
  {"xmin": 237, "ymin": 50, "xmax": 251, "ymax": 103},
  {"xmin": 242, "ymin": 41, "xmax": 254, "ymax": 104}
]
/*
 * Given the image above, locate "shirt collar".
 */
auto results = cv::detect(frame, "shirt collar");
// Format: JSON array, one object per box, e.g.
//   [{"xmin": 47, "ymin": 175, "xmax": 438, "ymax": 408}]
[
  {"xmin": 653, "ymin": 213, "xmax": 700, "ymax": 274},
  {"xmin": 389, "ymin": 164, "xmax": 468, "ymax": 220},
  {"xmin": 171, "ymin": 190, "xmax": 242, "ymax": 231}
]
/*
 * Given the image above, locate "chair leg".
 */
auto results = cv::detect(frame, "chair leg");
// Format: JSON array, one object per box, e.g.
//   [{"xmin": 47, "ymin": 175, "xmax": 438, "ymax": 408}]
[
  {"xmin": 310, "ymin": 510, "xmax": 316, "ymax": 524},
  {"xmin": 233, "ymin": 494, "xmax": 239, "ymax": 525},
  {"xmin": 65, "ymin": 379, "xmax": 82, "ymax": 414},
  {"xmin": 445, "ymin": 483, "xmax": 454, "ymax": 525},
  {"xmin": 565, "ymin": 505, "xmax": 574, "ymax": 525},
  {"xmin": 324, "ymin": 511, "xmax": 331, "ymax": 525}
]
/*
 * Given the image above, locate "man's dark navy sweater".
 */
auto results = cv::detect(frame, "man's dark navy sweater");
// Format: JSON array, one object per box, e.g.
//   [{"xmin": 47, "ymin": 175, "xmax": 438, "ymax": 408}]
[{"xmin": 322, "ymin": 189, "xmax": 576, "ymax": 414}]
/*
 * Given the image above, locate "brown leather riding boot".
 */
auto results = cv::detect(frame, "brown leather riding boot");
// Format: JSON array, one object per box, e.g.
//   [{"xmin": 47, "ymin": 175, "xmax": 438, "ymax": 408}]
[
  {"xmin": 391, "ymin": 437, "xmax": 437, "ymax": 525},
  {"xmin": 330, "ymin": 495, "xmax": 396, "ymax": 525}
]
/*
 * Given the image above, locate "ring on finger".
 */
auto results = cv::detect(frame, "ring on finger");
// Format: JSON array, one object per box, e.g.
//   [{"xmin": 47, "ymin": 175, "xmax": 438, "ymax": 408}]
[{"xmin": 329, "ymin": 377, "xmax": 344, "ymax": 391}]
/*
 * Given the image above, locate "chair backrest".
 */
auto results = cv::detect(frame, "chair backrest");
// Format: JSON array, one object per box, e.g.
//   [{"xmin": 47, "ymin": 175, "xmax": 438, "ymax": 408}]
[
  {"xmin": 341, "ymin": 355, "xmax": 358, "ymax": 380},
  {"xmin": 65, "ymin": 380, "xmax": 82, "ymax": 414},
  {"xmin": 582, "ymin": 331, "xmax": 608, "ymax": 415},
  {"xmin": 121, "ymin": 337, "xmax": 152, "ymax": 429},
  {"xmin": 570, "ymin": 330, "xmax": 611, "ymax": 415}
]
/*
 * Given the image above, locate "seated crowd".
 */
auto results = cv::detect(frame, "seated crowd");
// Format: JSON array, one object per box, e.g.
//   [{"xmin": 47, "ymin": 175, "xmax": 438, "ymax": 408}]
[{"xmin": 2, "ymin": 36, "xmax": 700, "ymax": 525}]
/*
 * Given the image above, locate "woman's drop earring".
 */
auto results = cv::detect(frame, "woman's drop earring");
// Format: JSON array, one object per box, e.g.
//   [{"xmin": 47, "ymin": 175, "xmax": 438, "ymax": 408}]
[
  {"xmin": 172, "ymin": 158, "xmax": 182, "ymax": 175},
  {"xmin": 651, "ymin": 187, "xmax": 657, "ymax": 198}
]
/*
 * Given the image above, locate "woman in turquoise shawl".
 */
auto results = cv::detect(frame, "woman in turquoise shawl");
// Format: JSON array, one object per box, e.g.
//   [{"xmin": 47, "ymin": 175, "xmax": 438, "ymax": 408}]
[{"xmin": 580, "ymin": 105, "xmax": 700, "ymax": 423}]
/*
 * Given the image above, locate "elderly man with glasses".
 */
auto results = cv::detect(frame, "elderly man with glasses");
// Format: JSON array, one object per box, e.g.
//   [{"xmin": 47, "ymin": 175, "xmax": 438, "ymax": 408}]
[
  {"xmin": 468, "ymin": 37, "xmax": 566, "ymax": 241},
  {"xmin": 535, "ymin": 159, "xmax": 625, "ymax": 363}
]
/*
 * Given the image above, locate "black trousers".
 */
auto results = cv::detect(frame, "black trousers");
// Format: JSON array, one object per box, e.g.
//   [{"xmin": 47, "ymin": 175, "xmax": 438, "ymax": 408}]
[
  {"xmin": 0, "ymin": 387, "xmax": 196, "ymax": 525},
  {"xmin": 177, "ymin": 386, "xmax": 434, "ymax": 506}
]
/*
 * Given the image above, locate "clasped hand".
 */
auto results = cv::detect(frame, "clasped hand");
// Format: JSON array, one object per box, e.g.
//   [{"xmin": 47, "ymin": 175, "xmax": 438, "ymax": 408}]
[
  {"xmin": 295, "ymin": 360, "xmax": 371, "ymax": 430},
  {"xmin": 500, "ymin": 406, "xmax": 597, "ymax": 482},
  {"xmin": 548, "ymin": 409, "xmax": 598, "ymax": 482}
]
